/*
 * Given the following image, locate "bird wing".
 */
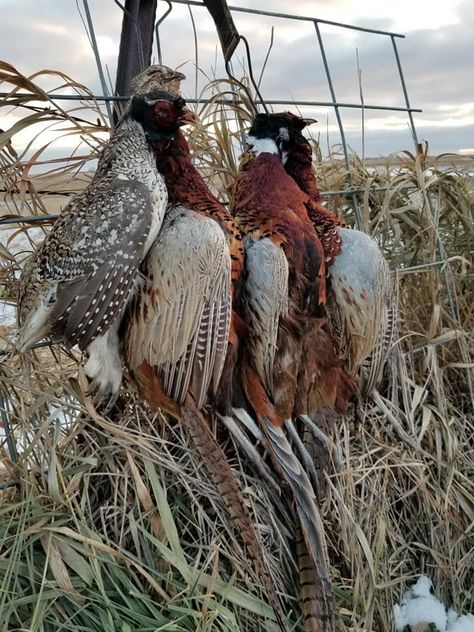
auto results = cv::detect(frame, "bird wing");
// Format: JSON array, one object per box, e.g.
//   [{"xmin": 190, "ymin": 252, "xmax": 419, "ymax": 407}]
[
  {"xmin": 125, "ymin": 205, "xmax": 232, "ymax": 408},
  {"xmin": 328, "ymin": 227, "xmax": 395, "ymax": 395},
  {"xmin": 34, "ymin": 177, "xmax": 153, "ymax": 350},
  {"xmin": 17, "ymin": 252, "xmax": 43, "ymax": 327},
  {"xmin": 358, "ymin": 262, "xmax": 396, "ymax": 397},
  {"xmin": 241, "ymin": 237, "xmax": 289, "ymax": 394}
]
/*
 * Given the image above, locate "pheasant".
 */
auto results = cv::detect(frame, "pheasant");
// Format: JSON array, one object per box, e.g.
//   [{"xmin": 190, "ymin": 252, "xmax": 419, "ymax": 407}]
[
  {"xmin": 278, "ymin": 111, "xmax": 395, "ymax": 399},
  {"xmin": 121, "ymin": 68, "xmax": 286, "ymax": 629},
  {"xmin": 231, "ymin": 113, "xmax": 394, "ymax": 631},
  {"xmin": 14, "ymin": 73, "xmax": 193, "ymax": 408},
  {"xmin": 124, "ymin": 71, "xmax": 244, "ymax": 413},
  {"xmin": 229, "ymin": 113, "xmax": 342, "ymax": 624}
]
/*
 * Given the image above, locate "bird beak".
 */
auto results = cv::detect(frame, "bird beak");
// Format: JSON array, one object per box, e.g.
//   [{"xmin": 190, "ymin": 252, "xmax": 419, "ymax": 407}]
[
  {"xmin": 179, "ymin": 108, "xmax": 200, "ymax": 126},
  {"xmin": 302, "ymin": 118, "xmax": 317, "ymax": 127}
]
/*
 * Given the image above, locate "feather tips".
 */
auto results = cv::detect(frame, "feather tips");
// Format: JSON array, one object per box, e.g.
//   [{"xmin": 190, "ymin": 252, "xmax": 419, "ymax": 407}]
[
  {"xmin": 242, "ymin": 237, "xmax": 289, "ymax": 394},
  {"xmin": 328, "ymin": 227, "xmax": 395, "ymax": 395},
  {"xmin": 125, "ymin": 205, "xmax": 232, "ymax": 408}
]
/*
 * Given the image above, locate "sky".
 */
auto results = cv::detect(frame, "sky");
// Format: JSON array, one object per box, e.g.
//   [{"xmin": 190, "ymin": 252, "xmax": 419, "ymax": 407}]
[{"xmin": 1, "ymin": 0, "xmax": 473, "ymax": 158}]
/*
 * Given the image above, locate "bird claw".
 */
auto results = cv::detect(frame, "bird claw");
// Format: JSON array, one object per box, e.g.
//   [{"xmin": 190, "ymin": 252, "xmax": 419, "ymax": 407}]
[
  {"xmin": 86, "ymin": 377, "xmax": 120, "ymax": 415},
  {"xmin": 83, "ymin": 340, "xmax": 122, "ymax": 415}
]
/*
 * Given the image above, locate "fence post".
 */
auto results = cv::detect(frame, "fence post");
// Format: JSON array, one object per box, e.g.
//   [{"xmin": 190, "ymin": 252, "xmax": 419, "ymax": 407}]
[{"xmin": 114, "ymin": 0, "xmax": 158, "ymax": 120}]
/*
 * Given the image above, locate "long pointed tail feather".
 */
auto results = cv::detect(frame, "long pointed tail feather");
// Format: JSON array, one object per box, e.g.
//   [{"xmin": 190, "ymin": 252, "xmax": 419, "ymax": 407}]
[
  {"xmin": 182, "ymin": 397, "xmax": 287, "ymax": 630},
  {"xmin": 261, "ymin": 418, "xmax": 333, "ymax": 601},
  {"xmin": 296, "ymin": 526, "xmax": 334, "ymax": 631},
  {"xmin": 217, "ymin": 413, "xmax": 280, "ymax": 492}
]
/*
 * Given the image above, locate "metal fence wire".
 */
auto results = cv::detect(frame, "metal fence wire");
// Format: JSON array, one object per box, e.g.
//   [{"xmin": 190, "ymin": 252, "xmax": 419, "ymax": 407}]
[{"xmin": 0, "ymin": 1, "xmax": 465, "ymax": 478}]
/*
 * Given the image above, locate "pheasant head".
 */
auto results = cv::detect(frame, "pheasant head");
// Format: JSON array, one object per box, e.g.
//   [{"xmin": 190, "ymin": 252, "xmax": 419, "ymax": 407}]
[
  {"xmin": 245, "ymin": 112, "xmax": 315, "ymax": 158},
  {"xmin": 130, "ymin": 65, "xmax": 198, "ymax": 141}
]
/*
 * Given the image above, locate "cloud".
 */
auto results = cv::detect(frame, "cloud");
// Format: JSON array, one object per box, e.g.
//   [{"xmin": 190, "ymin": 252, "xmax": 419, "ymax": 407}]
[
  {"xmin": 1, "ymin": 0, "xmax": 472, "ymax": 155},
  {"xmin": 0, "ymin": 0, "xmax": 122, "ymax": 93}
]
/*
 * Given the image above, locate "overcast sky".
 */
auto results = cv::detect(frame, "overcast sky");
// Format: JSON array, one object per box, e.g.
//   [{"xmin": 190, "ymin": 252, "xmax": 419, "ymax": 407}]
[{"xmin": 1, "ymin": 0, "xmax": 473, "ymax": 157}]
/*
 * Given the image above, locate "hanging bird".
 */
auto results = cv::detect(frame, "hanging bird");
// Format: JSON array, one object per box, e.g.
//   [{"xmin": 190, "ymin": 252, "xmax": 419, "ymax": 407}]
[
  {"xmin": 267, "ymin": 112, "xmax": 395, "ymax": 632},
  {"xmin": 14, "ymin": 73, "xmax": 195, "ymax": 408},
  {"xmin": 123, "ymin": 72, "xmax": 244, "ymax": 413},
  {"xmin": 277, "ymin": 111, "xmax": 395, "ymax": 399},
  {"xmin": 229, "ymin": 112, "xmax": 339, "ymax": 621},
  {"xmin": 121, "ymin": 69, "xmax": 287, "ymax": 629}
]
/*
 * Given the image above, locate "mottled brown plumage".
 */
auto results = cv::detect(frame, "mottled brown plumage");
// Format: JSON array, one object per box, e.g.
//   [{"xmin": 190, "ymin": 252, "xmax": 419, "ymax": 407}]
[
  {"xmin": 233, "ymin": 150, "xmax": 327, "ymax": 418},
  {"xmin": 277, "ymin": 112, "xmax": 344, "ymax": 267},
  {"xmin": 16, "ymin": 94, "xmax": 169, "ymax": 407},
  {"xmin": 280, "ymin": 113, "xmax": 395, "ymax": 398}
]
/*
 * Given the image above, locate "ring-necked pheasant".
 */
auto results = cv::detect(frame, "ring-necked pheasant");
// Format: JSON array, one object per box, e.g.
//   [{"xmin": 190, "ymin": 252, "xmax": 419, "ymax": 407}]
[
  {"xmin": 230, "ymin": 113, "xmax": 339, "ymax": 623},
  {"xmin": 282, "ymin": 114, "xmax": 395, "ymax": 632},
  {"xmin": 123, "ymin": 71, "xmax": 244, "ymax": 414},
  {"xmin": 278, "ymin": 111, "xmax": 395, "ymax": 400},
  {"xmin": 14, "ymin": 77, "xmax": 185, "ymax": 409},
  {"xmin": 121, "ymin": 68, "xmax": 286, "ymax": 628}
]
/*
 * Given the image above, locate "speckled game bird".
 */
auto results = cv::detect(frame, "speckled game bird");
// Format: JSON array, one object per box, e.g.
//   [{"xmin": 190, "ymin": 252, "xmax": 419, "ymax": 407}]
[
  {"xmin": 230, "ymin": 113, "xmax": 336, "ymax": 614},
  {"xmin": 14, "ymin": 77, "xmax": 190, "ymax": 408},
  {"xmin": 279, "ymin": 111, "xmax": 395, "ymax": 399}
]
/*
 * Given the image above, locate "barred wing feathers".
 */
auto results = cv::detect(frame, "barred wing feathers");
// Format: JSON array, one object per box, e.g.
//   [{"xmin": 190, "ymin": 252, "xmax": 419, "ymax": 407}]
[
  {"xmin": 126, "ymin": 205, "xmax": 232, "ymax": 408},
  {"xmin": 36, "ymin": 177, "xmax": 153, "ymax": 350},
  {"xmin": 241, "ymin": 236, "xmax": 289, "ymax": 395}
]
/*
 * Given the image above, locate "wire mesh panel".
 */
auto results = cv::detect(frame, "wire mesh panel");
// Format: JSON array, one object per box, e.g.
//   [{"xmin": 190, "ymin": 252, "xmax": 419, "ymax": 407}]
[{"xmin": 0, "ymin": 0, "xmax": 472, "ymax": 475}]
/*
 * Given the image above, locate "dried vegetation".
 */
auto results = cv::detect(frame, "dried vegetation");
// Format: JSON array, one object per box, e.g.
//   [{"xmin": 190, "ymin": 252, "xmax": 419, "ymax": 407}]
[{"xmin": 0, "ymin": 64, "xmax": 473, "ymax": 631}]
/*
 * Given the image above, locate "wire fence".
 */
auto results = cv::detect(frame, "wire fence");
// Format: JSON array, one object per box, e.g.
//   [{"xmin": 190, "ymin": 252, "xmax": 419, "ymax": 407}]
[{"xmin": 0, "ymin": 1, "xmax": 468, "ymax": 482}]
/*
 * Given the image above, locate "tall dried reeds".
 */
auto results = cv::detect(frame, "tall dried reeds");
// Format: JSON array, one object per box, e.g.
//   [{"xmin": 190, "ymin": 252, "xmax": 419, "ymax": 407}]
[{"xmin": 1, "ymin": 64, "xmax": 473, "ymax": 631}]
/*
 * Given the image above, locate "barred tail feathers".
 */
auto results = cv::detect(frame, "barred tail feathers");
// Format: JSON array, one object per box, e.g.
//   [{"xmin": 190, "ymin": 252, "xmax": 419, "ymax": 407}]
[{"xmin": 181, "ymin": 396, "xmax": 287, "ymax": 630}]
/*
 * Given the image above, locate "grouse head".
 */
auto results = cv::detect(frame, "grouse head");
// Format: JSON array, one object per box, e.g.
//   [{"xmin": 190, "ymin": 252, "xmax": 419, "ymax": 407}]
[
  {"xmin": 130, "ymin": 65, "xmax": 198, "ymax": 141},
  {"xmin": 131, "ymin": 64, "xmax": 186, "ymax": 96}
]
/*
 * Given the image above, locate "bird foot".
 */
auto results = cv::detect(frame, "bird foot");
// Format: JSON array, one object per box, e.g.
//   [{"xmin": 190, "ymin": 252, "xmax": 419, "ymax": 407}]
[{"xmin": 84, "ymin": 333, "xmax": 122, "ymax": 414}]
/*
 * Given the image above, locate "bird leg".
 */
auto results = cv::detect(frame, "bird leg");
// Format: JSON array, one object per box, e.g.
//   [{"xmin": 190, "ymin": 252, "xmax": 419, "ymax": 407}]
[
  {"xmin": 284, "ymin": 418, "xmax": 323, "ymax": 500},
  {"xmin": 84, "ymin": 319, "xmax": 123, "ymax": 413}
]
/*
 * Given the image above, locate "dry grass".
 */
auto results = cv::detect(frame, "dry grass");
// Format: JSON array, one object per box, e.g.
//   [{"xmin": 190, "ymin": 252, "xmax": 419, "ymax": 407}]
[{"xmin": 1, "ymin": 64, "xmax": 473, "ymax": 631}]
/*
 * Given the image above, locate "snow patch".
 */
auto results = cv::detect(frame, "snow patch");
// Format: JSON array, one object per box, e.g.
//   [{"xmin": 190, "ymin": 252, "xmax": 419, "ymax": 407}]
[
  {"xmin": 0, "ymin": 302, "xmax": 16, "ymax": 327},
  {"xmin": 448, "ymin": 613, "xmax": 474, "ymax": 632},
  {"xmin": 393, "ymin": 576, "xmax": 474, "ymax": 632}
]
